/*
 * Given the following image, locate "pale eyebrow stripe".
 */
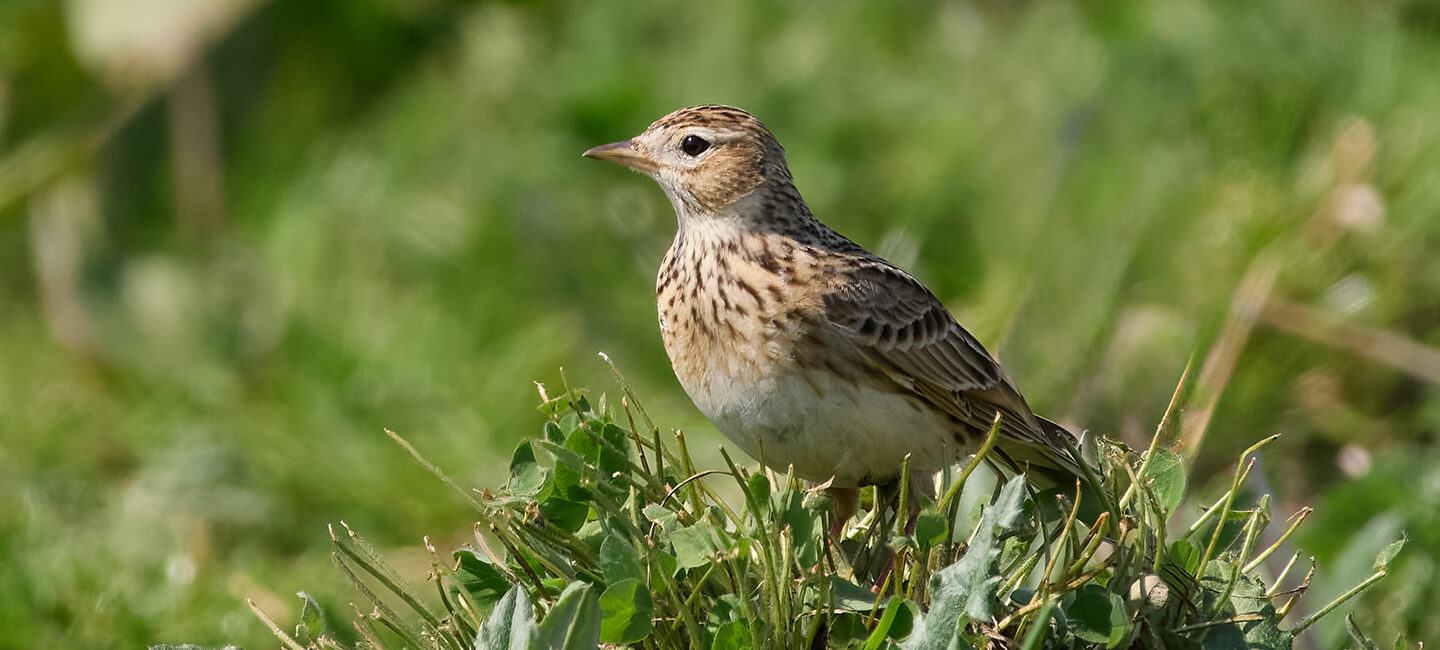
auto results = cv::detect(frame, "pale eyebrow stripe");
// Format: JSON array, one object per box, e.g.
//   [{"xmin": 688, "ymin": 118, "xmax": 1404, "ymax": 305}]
[{"xmin": 702, "ymin": 129, "xmax": 750, "ymax": 144}]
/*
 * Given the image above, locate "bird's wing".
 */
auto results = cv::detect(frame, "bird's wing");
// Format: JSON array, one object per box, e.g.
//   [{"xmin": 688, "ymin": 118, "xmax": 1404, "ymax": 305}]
[
  {"xmin": 820, "ymin": 260, "xmax": 1081, "ymax": 480},
  {"xmin": 821, "ymin": 262, "xmax": 1005, "ymax": 394}
]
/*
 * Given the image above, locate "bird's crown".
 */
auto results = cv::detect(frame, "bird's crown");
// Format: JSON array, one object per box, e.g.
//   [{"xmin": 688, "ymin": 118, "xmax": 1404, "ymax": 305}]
[{"xmin": 647, "ymin": 105, "xmax": 772, "ymax": 137}]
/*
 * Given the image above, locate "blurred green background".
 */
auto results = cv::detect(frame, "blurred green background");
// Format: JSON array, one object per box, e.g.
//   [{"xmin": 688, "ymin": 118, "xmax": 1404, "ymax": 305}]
[{"xmin": 3, "ymin": 0, "xmax": 1439, "ymax": 647}]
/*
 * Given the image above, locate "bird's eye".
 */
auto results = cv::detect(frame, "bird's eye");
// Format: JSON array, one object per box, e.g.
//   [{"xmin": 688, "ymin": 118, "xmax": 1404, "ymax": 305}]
[{"xmin": 681, "ymin": 135, "xmax": 711, "ymax": 156}]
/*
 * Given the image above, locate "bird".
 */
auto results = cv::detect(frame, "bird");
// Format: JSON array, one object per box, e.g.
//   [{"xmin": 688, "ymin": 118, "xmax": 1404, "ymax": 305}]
[{"xmin": 583, "ymin": 105, "xmax": 1088, "ymax": 529}]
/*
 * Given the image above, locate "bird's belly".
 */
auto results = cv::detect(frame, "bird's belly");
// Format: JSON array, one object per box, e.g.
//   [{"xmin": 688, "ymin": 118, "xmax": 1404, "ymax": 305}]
[{"xmin": 682, "ymin": 366, "xmax": 962, "ymax": 487}]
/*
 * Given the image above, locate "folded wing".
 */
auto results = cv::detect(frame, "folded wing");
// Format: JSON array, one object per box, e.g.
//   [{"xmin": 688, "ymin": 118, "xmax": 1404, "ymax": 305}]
[{"xmin": 820, "ymin": 259, "xmax": 1085, "ymax": 486}]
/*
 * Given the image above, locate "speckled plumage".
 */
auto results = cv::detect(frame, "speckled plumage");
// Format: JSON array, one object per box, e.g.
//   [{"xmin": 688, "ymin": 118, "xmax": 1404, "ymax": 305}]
[{"xmin": 585, "ymin": 105, "xmax": 1085, "ymax": 520}]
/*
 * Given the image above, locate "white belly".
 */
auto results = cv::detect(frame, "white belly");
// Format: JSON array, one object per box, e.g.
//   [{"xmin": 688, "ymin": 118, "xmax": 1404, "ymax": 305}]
[{"xmin": 682, "ymin": 366, "xmax": 962, "ymax": 487}]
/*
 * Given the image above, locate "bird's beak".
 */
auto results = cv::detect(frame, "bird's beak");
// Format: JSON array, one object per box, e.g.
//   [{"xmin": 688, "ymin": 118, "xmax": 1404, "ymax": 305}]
[{"xmin": 582, "ymin": 139, "xmax": 658, "ymax": 174}]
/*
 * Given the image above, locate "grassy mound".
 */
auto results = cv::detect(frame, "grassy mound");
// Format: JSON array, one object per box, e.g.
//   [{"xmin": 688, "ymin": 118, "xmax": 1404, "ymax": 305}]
[{"xmin": 245, "ymin": 363, "xmax": 1401, "ymax": 649}]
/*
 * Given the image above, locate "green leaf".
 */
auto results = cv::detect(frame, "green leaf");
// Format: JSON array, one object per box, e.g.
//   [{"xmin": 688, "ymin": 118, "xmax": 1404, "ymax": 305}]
[
  {"xmin": 706, "ymin": 593, "xmax": 743, "ymax": 627},
  {"xmin": 1065, "ymin": 586, "xmax": 1127, "ymax": 647},
  {"xmin": 535, "ymin": 582, "xmax": 601, "ymax": 650},
  {"xmin": 597, "ymin": 423, "xmax": 631, "ymax": 479},
  {"xmin": 1142, "ymin": 449, "xmax": 1186, "ymax": 516},
  {"xmin": 903, "ymin": 476, "xmax": 1028, "ymax": 650},
  {"xmin": 913, "ymin": 511, "xmax": 948, "ymax": 550},
  {"xmin": 538, "ymin": 496, "xmax": 589, "ymax": 532},
  {"xmin": 564, "ymin": 425, "xmax": 599, "ymax": 463},
  {"xmin": 1168, "ymin": 539, "xmax": 1200, "ymax": 575},
  {"xmin": 1188, "ymin": 508, "xmax": 1251, "ymax": 551},
  {"xmin": 474, "ymin": 585, "xmax": 538, "ymax": 650},
  {"xmin": 545, "ymin": 444, "xmax": 590, "ymax": 501},
  {"xmin": 1374, "ymin": 535, "xmax": 1406, "ymax": 571},
  {"xmin": 599, "ymin": 535, "xmax": 644, "ymax": 585},
  {"xmin": 507, "ymin": 440, "xmax": 546, "ymax": 496},
  {"xmin": 781, "ymin": 491, "xmax": 819, "ymax": 567},
  {"xmin": 575, "ymin": 518, "xmax": 607, "ymax": 550},
  {"xmin": 648, "ymin": 551, "xmax": 677, "ymax": 594},
  {"xmin": 1193, "ymin": 560, "xmax": 1291, "ymax": 650},
  {"xmin": 538, "ymin": 445, "xmax": 591, "ymax": 531},
  {"xmin": 642, "ymin": 504, "xmax": 681, "ymax": 531},
  {"xmin": 669, "ymin": 524, "xmax": 722, "ymax": 569},
  {"xmin": 746, "ymin": 472, "xmax": 771, "ymax": 512},
  {"xmin": 827, "ymin": 614, "xmax": 871, "ymax": 646},
  {"xmin": 711, "ymin": 620, "xmax": 753, "ymax": 650},
  {"xmin": 537, "ymin": 390, "xmax": 566, "ymax": 417},
  {"xmin": 1065, "ymin": 587, "xmax": 1109, "ymax": 644},
  {"xmin": 293, "ymin": 591, "xmax": 324, "ymax": 644},
  {"xmin": 453, "ymin": 550, "xmax": 512, "ymax": 610},
  {"xmin": 865, "ymin": 597, "xmax": 918, "ymax": 648},
  {"xmin": 558, "ymin": 412, "xmax": 581, "ymax": 436},
  {"xmin": 598, "ymin": 578, "xmax": 653, "ymax": 643},
  {"xmin": 828, "ymin": 575, "xmax": 884, "ymax": 612}
]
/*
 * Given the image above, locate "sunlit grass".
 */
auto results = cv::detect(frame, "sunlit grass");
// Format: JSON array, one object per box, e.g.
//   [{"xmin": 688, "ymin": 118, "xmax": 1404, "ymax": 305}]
[{"xmin": 248, "ymin": 363, "xmax": 1401, "ymax": 649}]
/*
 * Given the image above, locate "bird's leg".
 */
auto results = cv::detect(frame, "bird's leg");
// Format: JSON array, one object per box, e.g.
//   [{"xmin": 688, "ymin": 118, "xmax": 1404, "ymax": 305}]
[
  {"xmin": 902, "ymin": 470, "xmax": 935, "ymax": 535},
  {"xmin": 868, "ymin": 480, "xmax": 908, "ymax": 591},
  {"xmin": 870, "ymin": 473, "xmax": 937, "ymax": 590},
  {"xmin": 826, "ymin": 486, "xmax": 860, "ymax": 537}
]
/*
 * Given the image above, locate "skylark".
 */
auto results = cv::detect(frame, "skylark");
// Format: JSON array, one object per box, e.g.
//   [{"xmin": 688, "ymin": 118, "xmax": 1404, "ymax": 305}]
[{"xmin": 584, "ymin": 105, "xmax": 1086, "ymax": 524}]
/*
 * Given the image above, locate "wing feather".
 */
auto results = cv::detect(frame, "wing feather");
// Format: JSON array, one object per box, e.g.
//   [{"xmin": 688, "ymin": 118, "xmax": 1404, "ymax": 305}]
[
  {"xmin": 822, "ymin": 263, "xmax": 1004, "ymax": 395},
  {"xmin": 819, "ymin": 258, "xmax": 1084, "ymax": 484}
]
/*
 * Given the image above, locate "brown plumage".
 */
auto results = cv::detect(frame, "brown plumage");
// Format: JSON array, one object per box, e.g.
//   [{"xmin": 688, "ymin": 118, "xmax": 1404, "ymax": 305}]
[{"xmin": 585, "ymin": 105, "xmax": 1086, "ymax": 525}]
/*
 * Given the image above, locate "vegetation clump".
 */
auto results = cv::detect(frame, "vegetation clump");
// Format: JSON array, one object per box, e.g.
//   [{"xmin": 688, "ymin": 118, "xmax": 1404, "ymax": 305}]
[{"xmin": 250, "ymin": 364, "xmax": 1401, "ymax": 649}]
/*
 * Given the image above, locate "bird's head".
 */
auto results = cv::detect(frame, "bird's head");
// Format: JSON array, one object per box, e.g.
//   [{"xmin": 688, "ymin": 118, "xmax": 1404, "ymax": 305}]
[{"xmin": 584, "ymin": 105, "xmax": 791, "ymax": 219}]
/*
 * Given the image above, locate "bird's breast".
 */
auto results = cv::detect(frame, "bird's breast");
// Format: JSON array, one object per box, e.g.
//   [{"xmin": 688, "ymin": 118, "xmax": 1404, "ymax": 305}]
[
  {"xmin": 655, "ymin": 228, "xmax": 831, "ymax": 399},
  {"xmin": 659, "ymin": 256, "xmax": 787, "ymax": 393},
  {"xmin": 652, "ymin": 230, "xmax": 965, "ymax": 486}
]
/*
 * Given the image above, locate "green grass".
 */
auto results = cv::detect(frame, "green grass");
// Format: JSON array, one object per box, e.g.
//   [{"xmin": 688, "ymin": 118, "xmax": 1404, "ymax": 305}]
[
  {"xmin": 246, "ymin": 368, "xmax": 1402, "ymax": 649},
  {"xmin": 4, "ymin": 1, "xmax": 1440, "ymax": 647}
]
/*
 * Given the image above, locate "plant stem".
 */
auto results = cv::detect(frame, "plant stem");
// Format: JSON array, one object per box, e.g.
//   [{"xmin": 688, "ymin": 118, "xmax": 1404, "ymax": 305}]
[
  {"xmin": 1290, "ymin": 570, "xmax": 1386, "ymax": 635},
  {"xmin": 1018, "ymin": 599, "xmax": 1057, "ymax": 650},
  {"xmin": 246, "ymin": 599, "xmax": 309, "ymax": 650},
  {"xmin": 1244, "ymin": 508, "xmax": 1311, "ymax": 574}
]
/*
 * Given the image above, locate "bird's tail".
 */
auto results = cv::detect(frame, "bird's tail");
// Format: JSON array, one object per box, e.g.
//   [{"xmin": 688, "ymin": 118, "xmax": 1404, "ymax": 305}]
[{"xmin": 992, "ymin": 416, "xmax": 1105, "ymax": 497}]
